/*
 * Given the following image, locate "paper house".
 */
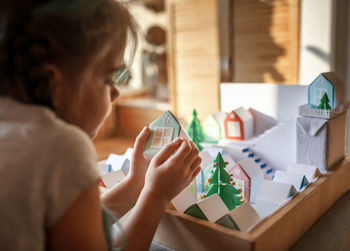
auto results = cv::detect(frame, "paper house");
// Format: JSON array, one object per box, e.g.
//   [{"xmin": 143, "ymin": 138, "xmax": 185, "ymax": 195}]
[
  {"xmin": 287, "ymin": 163, "xmax": 320, "ymax": 182},
  {"xmin": 224, "ymin": 107, "xmax": 254, "ymax": 140},
  {"xmin": 308, "ymin": 72, "xmax": 344, "ymax": 109},
  {"xmin": 98, "ymin": 162, "xmax": 113, "ymax": 176},
  {"xmin": 255, "ymin": 180, "xmax": 297, "ymax": 218},
  {"xmin": 100, "ymin": 169, "xmax": 126, "ymax": 189},
  {"xmin": 216, "ymin": 202, "xmax": 261, "ymax": 232},
  {"xmin": 105, "ymin": 153, "xmax": 130, "ymax": 174},
  {"xmin": 296, "ymin": 112, "xmax": 346, "ymax": 173},
  {"xmin": 273, "ymin": 170, "xmax": 309, "ymax": 191},
  {"xmin": 184, "ymin": 193, "xmax": 229, "ymax": 222},
  {"xmin": 228, "ymin": 158, "xmax": 263, "ymax": 203},
  {"xmin": 144, "ymin": 110, "xmax": 189, "ymax": 157},
  {"xmin": 203, "ymin": 112, "xmax": 226, "ymax": 143}
]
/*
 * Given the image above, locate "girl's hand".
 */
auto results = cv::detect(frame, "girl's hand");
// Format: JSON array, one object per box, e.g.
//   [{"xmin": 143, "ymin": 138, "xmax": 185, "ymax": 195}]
[
  {"xmin": 128, "ymin": 126, "xmax": 151, "ymax": 191},
  {"xmin": 143, "ymin": 138, "xmax": 201, "ymax": 205}
]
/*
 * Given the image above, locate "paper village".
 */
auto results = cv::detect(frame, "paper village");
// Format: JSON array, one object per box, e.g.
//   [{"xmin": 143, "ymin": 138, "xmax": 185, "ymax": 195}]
[{"xmin": 98, "ymin": 72, "xmax": 348, "ymax": 233}]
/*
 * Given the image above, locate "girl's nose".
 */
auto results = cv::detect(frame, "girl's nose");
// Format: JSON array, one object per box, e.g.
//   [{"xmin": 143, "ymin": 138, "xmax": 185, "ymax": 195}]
[{"xmin": 110, "ymin": 85, "xmax": 120, "ymax": 102}]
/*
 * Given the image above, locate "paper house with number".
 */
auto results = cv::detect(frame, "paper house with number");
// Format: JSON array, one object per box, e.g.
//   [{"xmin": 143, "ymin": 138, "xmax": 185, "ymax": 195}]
[
  {"xmin": 224, "ymin": 107, "xmax": 253, "ymax": 141},
  {"xmin": 308, "ymin": 72, "xmax": 344, "ymax": 109},
  {"xmin": 144, "ymin": 110, "xmax": 190, "ymax": 157},
  {"xmin": 228, "ymin": 158, "xmax": 263, "ymax": 203},
  {"xmin": 287, "ymin": 163, "xmax": 321, "ymax": 182},
  {"xmin": 216, "ymin": 202, "xmax": 261, "ymax": 232},
  {"xmin": 273, "ymin": 170, "xmax": 309, "ymax": 191},
  {"xmin": 184, "ymin": 193, "xmax": 229, "ymax": 222},
  {"xmin": 255, "ymin": 180, "xmax": 297, "ymax": 218}
]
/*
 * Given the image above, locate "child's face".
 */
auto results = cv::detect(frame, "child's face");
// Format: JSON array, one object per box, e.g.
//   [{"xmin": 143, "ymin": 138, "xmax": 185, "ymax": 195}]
[{"xmin": 53, "ymin": 40, "xmax": 124, "ymax": 138}]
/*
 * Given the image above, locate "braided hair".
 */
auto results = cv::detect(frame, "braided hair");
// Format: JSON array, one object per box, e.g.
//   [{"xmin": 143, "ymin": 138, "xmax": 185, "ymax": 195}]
[{"xmin": 0, "ymin": 0, "xmax": 137, "ymax": 109}]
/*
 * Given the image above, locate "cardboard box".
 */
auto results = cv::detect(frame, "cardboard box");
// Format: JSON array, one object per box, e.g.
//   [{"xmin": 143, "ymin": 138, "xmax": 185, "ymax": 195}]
[
  {"xmin": 296, "ymin": 112, "xmax": 346, "ymax": 173},
  {"xmin": 154, "ymin": 158, "xmax": 350, "ymax": 250}
]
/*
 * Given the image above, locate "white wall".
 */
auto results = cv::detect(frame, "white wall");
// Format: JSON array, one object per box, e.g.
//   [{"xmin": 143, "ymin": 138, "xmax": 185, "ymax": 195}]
[{"xmin": 299, "ymin": 0, "xmax": 333, "ymax": 85}]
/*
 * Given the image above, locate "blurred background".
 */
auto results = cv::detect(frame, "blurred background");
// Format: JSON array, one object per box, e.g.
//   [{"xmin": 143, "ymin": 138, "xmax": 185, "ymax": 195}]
[{"xmin": 94, "ymin": 0, "xmax": 350, "ymax": 160}]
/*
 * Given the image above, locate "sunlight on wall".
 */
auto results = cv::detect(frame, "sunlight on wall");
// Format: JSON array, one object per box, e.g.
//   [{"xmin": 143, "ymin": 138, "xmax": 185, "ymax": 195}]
[
  {"xmin": 220, "ymin": 84, "xmax": 308, "ymax": 121},
  {"xmin": 299, "ymin": 0, "xmax": 333, "ymax": 85}
]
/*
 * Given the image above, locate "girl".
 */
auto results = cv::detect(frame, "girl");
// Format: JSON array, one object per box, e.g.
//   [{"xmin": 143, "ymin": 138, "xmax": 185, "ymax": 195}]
[{"xmin": 0, "ymin": 0, "xmax": 201, "ymax": 250}]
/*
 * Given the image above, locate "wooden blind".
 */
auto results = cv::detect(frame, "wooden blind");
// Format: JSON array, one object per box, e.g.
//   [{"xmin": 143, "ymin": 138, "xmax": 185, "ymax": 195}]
[
  {"xmin": 167, "ymin": 0, "xmax": 221, "ymax": 121},
  {"xmin": 233, "ymin": 0, "xmax": 299, "ymax": 84}
]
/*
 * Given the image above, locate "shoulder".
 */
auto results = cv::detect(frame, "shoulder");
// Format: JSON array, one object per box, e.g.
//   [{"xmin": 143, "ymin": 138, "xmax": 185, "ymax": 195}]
[{"xmin": 49, "ymin": 117, "xmax": 97, "ymax": 160}]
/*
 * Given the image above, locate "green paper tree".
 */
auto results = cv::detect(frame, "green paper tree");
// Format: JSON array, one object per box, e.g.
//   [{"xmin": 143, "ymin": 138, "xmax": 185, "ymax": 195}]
[
  {"xmin": 317, "ymin": 92, "xmax": 331, "ymax": 110},
  {"xmin": 204, "ymin": 152, "xmax": 242, "ymax": 210},
  {"xmin": 186, "ymin": 109, "xmax": 205, "ymax": 151}
]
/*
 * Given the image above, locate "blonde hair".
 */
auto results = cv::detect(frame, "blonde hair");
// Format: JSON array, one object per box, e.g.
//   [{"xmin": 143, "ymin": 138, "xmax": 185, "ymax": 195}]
[{"xmin": 0, "ymin": 0, "xmax": 137, "ymax": 108}]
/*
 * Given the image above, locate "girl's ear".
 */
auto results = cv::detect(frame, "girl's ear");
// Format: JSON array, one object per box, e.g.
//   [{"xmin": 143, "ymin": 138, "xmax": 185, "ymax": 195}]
[{"xmin": 44, "ymin": 64, "xmax": 65, "ymax": 111}]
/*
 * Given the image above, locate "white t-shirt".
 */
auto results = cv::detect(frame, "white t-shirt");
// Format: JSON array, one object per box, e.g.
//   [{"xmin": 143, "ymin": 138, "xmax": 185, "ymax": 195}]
[{"xmin": 0, "ymin": 97, "xmax": 100, "ymax": 250}]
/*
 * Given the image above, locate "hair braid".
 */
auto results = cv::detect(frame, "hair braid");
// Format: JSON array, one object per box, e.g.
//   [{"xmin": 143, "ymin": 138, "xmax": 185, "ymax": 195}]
[{"xmin": 1, "ymin": 4, "xmax": 54, "ymax": 107}]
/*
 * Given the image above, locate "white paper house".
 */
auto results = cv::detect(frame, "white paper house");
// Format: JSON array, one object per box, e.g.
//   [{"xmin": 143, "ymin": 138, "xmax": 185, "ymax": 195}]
[
  {"xmin": 273, "ymin": 170, "xmax": 309, "ymax": 191},
  {"xmin": 105, "ymin": 153, "xmax": 130, "ymax": 174},
  {"xmin": 287, "ymin": 163, "xmax": 321, "ymax": 182},
  {"xmin": 255, "ymin": 180, "xmax": 297, "ymax": 218},
  {"xmin": 224, "ymin": 107, "xmax": 254, "ymax": 140},
  {"xmin": 216, "ymin": 202, "xmax": 262, "ymax": 232}
]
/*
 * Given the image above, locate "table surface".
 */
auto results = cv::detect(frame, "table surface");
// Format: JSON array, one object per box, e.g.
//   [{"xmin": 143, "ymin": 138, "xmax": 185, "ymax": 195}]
[{"xmin": 292, "ymin": 189, "xmax": 350, "ymax": 250}]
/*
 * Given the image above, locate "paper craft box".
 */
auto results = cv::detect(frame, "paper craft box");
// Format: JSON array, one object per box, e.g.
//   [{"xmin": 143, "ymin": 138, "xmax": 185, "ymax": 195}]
[
  {"xmin": 296, "ymin": 112, "xmax": 346, "ymax": 173},
  {"xmin": 154, "ymin": 158, "xmax": 350, "ymax": 250}
]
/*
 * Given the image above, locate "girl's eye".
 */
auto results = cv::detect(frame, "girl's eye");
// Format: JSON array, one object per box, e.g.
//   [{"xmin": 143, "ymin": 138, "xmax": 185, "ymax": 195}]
[{"xmin": 105, "ymin": 79, "xmax": 115, "ymax": 87}]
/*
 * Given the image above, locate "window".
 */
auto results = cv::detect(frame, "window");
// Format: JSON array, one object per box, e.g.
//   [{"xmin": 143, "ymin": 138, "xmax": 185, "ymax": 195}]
[
  {"xmin": 151, "ymin": 127, "xmax": 174, "ymax": 148},
  {"xmin": 227, "ymin": 121, "xmax": 241, "ymax": 138},
  {"xmin": 314, "ymin": 88, "xmax": 327, "ymax": 106}
]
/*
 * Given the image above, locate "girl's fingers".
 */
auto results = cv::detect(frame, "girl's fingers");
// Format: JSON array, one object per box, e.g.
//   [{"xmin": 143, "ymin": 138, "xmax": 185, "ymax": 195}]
[
  {"xmin": 168, "ymin": 139, "xmax": 193, "ymax": 163},
  {"xmin": 184, "ymin": 141, "xmax": 200, "ymax": 166},
  {"xmin": 133, "ymin": 126, "xmax": 150, "ymax": 157},
  {"xmin": 190, "ymin": 165, "xmax": 201, "ymax": 183},
  {"xmin": 190, "ymin": 157, "xmax": 201, "ymax": 172},
  {"xmin": 152, "ymin": 137, "xmax": 183, "ymax": 166}
]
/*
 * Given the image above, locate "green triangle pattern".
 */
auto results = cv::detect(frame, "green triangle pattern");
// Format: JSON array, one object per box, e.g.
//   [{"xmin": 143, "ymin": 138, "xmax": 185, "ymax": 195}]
[
  {"xmin": 184, "ymin": 204, "xmax": 208, "ymax": 221},
  {"xmin": 216, "ymin": 214, "xmax": 240, "ymax": 231}
]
